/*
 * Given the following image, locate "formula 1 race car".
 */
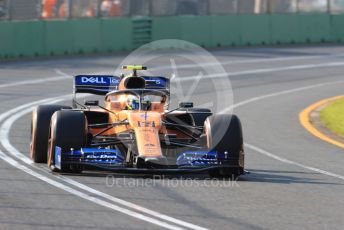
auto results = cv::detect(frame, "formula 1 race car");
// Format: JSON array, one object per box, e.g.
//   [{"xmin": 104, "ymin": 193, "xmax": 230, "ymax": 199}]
[{"xmin": 30, "ymin": 65, "xmax": 244, "ymax": 177}]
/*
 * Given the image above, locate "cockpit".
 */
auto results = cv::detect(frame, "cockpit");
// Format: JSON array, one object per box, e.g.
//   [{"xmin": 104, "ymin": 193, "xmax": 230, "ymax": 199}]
[{"xmin": 105, "ymin": 89, "xmax": 169, "ymax": 112}]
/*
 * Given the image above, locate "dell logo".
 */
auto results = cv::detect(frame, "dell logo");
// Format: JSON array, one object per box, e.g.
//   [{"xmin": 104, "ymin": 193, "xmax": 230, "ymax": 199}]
[{"xmin": 81, "ymin": 77, "xmax": 107, "ymax": 84}]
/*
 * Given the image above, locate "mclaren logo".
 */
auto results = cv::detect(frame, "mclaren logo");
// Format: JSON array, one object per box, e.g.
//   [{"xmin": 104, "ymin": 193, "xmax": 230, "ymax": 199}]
[{"xmin": 81, "ymin": 77, "xmax": 106, "ymax": 84}]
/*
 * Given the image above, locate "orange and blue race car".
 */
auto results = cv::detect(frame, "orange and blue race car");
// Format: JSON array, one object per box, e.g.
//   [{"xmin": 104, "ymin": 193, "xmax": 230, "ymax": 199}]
[{"xmin": 30, "ymin": 65, "xmax": 245, "ymax": 177}]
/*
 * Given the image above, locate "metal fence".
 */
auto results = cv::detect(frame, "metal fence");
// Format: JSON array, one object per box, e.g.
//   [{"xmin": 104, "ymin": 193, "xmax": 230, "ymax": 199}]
[{"xmin": 1, "ymin": 0, "xmax": 344, "ymax": 20}]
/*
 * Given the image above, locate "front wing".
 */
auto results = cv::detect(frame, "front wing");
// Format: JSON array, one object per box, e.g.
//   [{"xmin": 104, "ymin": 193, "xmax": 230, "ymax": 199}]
[{"xmin": 54, "ymin": 147, "xmax": 242, "ymax": 174}]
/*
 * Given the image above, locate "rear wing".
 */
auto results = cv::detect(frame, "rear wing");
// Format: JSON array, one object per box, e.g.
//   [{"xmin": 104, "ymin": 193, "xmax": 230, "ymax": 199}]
[
  {"xmin": 73, "ymin": 75, "xmax": 170, "ymax": 107},
  {"xmin": 74, "ymin": 75, "xmax": 170, "ymax": 94},
  {"xmin": 74, "ymin": 75, "xmax": 120, "ymax": 95}
]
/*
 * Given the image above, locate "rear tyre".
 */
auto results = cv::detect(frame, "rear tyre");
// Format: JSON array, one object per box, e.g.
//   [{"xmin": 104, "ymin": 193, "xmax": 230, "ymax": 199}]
[
  {"xmin": 47, "ymin": 110, "xmax": 87, "ymax": 173},
  {"xmin": 204, "ymin": 114, "xmax": 244, "ymax": 178},
  {"xmin": 30, "ymin": 105, "xmax": 71, "ymax": 163}
]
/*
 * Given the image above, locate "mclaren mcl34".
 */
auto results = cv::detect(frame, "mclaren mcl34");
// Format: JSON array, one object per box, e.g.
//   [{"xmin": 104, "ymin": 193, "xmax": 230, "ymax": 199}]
[{"xmin": 30, "ymin": 66, "xmax": 245, "ymax": 177}]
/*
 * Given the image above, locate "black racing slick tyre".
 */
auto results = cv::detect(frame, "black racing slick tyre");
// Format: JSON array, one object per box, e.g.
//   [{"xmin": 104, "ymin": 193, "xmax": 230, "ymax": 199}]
[
  {"xmin": 204, "ymin": 114, "xmax": 244, "ymax": 178},
  {"xmin": 47, "ymin": 110, "xmax": 87, "ymax": 173},
  {"xmin": 30, "ymin": 105, "xmax": 71, "ymax": 163}
]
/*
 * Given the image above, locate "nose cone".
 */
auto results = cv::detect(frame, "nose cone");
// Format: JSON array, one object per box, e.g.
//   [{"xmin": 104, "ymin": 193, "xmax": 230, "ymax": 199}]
[{"xmin": 128, "ymin": 112, "xmax": 163, "ymax": 158}]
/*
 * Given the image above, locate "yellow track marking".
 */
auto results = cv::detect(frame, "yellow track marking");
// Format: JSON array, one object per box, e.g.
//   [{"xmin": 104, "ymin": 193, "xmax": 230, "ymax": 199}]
[{"xmin": 299, "ymin": 95, "xmax": 344, "ymax": 149}]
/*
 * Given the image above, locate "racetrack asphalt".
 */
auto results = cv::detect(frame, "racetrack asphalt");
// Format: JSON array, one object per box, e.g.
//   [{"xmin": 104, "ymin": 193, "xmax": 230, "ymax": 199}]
[{"xmin": 0, "ymin": 45, "xmax": 344, "ymax": 230}]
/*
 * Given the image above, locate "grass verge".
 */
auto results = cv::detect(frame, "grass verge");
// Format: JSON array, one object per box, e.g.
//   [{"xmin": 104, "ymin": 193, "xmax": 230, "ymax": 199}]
[{"xmin": 320, "ymin": 97, "xmax": 344, "ymax": 138}]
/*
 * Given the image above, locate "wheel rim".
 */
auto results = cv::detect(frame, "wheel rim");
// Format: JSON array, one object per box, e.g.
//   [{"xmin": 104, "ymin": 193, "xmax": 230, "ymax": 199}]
[
  {"xmin": 30, "ymin": 121, "xmax": 34, "ymax": 159},
  {"xmin": 47, "ymin": 130, "xmax": 53, "ymax": 168},
  {"xmin": 204, "ymin": 119, "xmax": 211, "ymax": 149}
]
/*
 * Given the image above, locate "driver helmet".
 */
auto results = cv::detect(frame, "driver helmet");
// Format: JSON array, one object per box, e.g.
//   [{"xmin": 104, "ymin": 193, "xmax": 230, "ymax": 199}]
[{"xmin": 126, "ymin": 95, "xmax": 139, "ymax": 110}]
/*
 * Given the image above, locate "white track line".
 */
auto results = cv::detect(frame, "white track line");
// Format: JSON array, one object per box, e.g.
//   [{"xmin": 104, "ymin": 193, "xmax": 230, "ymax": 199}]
[
  {"xmin": 0, "ymin": 75, "xmax": 70, "ymax": 89},
  {"xmin": 244, "ymin": 143, "xmax": 344, "ymax": 180},
  {"xmin": 0, "ymin": 97, "xmax": 208, "ymax": 230},
  {"xmin": 180, "ymin": 61, "xmax": 344, "ymax": 81},
  {"xmin": 151, "ymin": 53, "xmax": 344, "ymax": 71},
  {"xmin": 222, "ymin": 80, "xmax": 344, "ymax": 181},
  {"xmin": 0, "ymin": 150, "xmax": 184, "ymax": 230},
  {"xmin": 222, "ymin": 79, "xmax": 344, "ymax": 112},
  {"xmin": 1, "ymin": 53, "xmax": 344, "ymax": 88}
]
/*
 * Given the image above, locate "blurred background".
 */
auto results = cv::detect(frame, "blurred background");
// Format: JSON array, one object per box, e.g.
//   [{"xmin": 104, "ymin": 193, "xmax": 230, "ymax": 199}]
[
  {"xmin": 1, "ymin": 0, "xmax": 344, "ymax": 59},
  {"xmin": 0, "ymin": 0, "xmax": 344, "ymax": 20}
]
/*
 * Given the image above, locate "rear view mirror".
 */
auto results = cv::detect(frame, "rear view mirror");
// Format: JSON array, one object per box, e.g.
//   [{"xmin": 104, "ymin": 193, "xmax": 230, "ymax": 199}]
[{"xmin": 179, "ymin": 102, "xmax": 193, "ymax": 108}]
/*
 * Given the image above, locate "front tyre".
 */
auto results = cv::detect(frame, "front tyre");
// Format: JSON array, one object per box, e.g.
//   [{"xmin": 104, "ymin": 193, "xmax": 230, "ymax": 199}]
[
  {"xmin": 30, "ymin": 105, "xmax": 71, "ymax": 163},
  {"xmin": 47, "ymin": 110, "xmax": 87, "ymax": 173},
  {"xmin": 204, "ymin": 114, "xmax": 244, "ymax": 178}
]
